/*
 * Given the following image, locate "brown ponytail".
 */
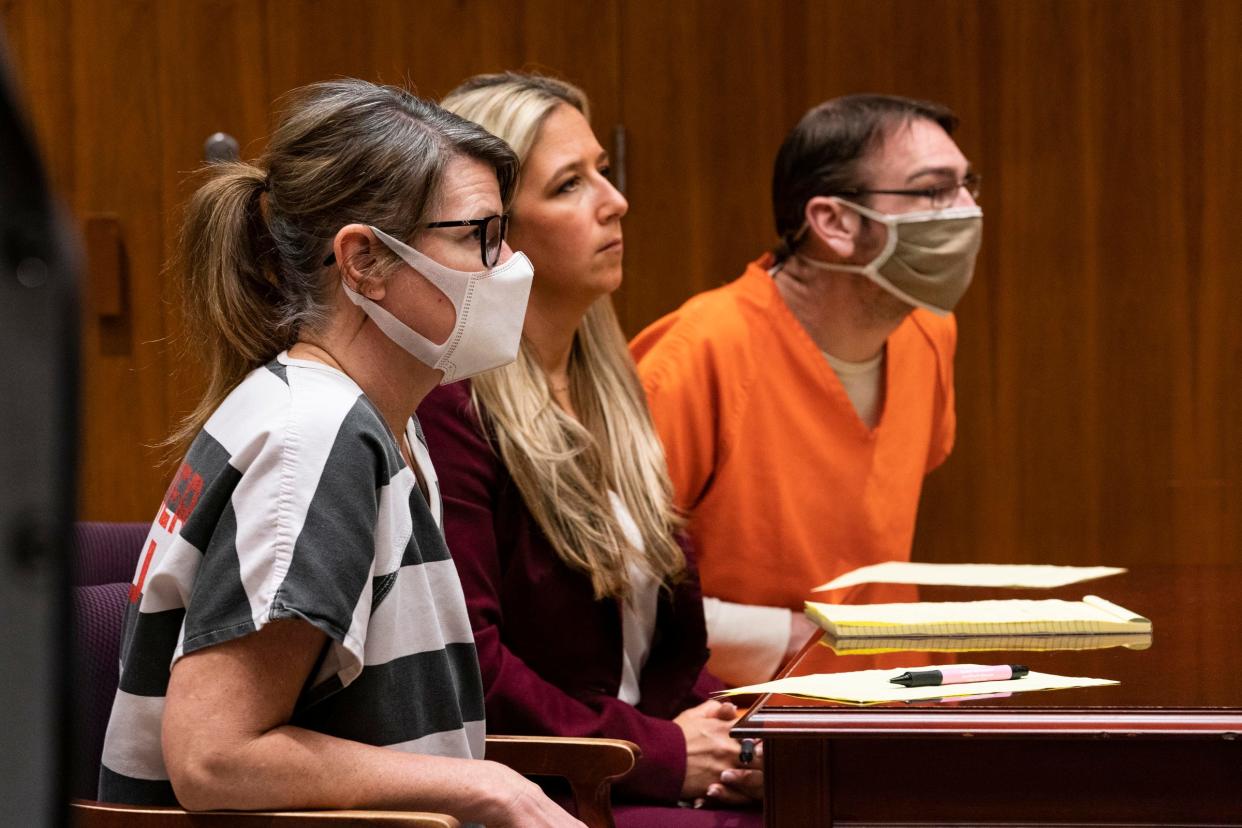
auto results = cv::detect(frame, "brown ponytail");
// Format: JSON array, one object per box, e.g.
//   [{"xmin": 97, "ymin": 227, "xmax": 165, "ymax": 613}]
[{"xmin": 168, "ymin": 163, "xmax": 282, "ymax": 453}]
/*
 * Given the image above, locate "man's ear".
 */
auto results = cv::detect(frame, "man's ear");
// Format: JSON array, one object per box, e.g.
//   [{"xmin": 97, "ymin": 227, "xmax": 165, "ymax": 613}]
[
  {"xmin": 803, "ymin": 196, "xmax": 860, "ymax": 260},
  {"xmin": 334, "ymin": 224, "xmax": 386, "ymax": 300}
]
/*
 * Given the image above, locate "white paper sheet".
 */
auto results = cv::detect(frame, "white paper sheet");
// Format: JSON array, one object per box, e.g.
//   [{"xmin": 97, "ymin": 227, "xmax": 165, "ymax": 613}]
[
  {"xmin": 715, "ymin": 666, "xmax": 1118, "ymax": 705},
  {"xmin": 813, "ymin": 562, "xmax": 1126, "ymax": 592}
]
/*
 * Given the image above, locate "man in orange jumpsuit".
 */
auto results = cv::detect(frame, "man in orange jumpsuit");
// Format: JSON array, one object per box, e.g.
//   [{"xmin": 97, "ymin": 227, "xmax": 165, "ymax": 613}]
[{"xmin": 632, "ymin": 95, "xmax": 983, "ymax": 686}]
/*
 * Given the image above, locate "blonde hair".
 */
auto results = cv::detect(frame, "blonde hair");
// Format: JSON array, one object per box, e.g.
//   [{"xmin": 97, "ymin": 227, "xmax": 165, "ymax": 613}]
[
  {"xmin": 442, "ymin": 73, "xmax": 685, "ymax": 600},
  {"xmin": 169, "ymin": 79, "xmax": 516, "ymax": 456}
]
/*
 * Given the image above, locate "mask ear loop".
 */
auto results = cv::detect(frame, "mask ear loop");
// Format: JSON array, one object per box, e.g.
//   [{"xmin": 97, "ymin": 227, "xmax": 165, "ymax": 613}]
[{"xmin": 794, "ymin": 198, "xmax": 900, "ymax": 276}]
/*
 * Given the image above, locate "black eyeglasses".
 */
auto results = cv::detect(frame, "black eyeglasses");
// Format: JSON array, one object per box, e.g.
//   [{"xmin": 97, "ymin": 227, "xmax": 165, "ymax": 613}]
[
  {"xmin": 323, "ymin": 214, "xmax": 509, "ymax": 268},
  {"xmin": 835, "ymin": 172, "xmax": 981, "ymax": 209},
  {"xmin": 423, "ymin": 214, "xmax": 509, "ymax": 268}
]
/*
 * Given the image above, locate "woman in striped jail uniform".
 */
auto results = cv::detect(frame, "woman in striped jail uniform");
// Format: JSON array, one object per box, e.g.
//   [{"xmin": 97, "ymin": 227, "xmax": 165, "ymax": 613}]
[{"xmin": 99, "ymin": 78, "xmax": 581, "ymax": 828}]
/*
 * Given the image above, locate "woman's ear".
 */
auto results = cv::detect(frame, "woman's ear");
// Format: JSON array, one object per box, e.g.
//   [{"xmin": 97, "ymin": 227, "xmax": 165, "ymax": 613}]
[
  {"xmin": 803, "ymin": 196, "xmax": 860, "ymax": 260},
  {"xmin": 334, "ymin": 224, "xmax": 386, "ymax": 300}
]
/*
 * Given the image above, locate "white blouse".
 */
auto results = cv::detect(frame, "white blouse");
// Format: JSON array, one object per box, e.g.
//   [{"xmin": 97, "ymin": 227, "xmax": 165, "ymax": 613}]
[{"xmin": 610, "ymin": 491, "xmax": 658, "ymax": 706}]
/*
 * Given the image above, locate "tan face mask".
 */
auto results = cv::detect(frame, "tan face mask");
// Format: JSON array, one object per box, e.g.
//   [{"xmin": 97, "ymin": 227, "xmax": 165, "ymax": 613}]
[{"xmin": 797, "ymin": 199, "xmax": 983, "ymax": 315}]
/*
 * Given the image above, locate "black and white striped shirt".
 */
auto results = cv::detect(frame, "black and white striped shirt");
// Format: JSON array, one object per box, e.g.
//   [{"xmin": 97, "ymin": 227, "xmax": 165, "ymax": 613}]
[{"xmin": 99, "ymin": 353, "xmax": 484, "ymax": 805}]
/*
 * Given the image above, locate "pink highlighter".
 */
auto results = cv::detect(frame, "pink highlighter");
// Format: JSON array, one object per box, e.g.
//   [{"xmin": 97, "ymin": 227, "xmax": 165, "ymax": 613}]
[{"xmin": 890, "ymin": 664, "xmax": 1029, "ymax": 688}]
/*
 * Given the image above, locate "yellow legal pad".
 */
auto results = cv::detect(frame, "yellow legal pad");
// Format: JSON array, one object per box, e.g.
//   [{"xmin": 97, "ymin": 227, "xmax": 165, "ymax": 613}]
[
  {"xmin": 804, "ymin": 595, "xmax": 1151, "ymax": 640},
  {"xmin": 820, "ymin": 631, "xmax": 1153, "ymax": 655}
]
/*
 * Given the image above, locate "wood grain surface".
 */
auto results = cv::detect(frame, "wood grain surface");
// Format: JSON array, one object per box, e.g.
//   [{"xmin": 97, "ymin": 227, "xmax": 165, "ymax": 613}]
[{"xmin": 2, "ymin": 0, "xmax": 1238, "ymax": 570}]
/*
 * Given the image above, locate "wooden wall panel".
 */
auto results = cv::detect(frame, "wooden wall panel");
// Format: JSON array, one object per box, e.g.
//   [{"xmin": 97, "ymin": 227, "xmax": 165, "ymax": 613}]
[
  {"xmin": 519, "ymin": 0, "xmax": 620, "ymax": 128},
  {"xmin": 618, "ymin": 0, "xmax": 793, "ymax": 330},
  {"xmin": 3, "ymin": 0, "xmax": 1241, "ymax": 569},
  {"xmin": 66, "ymin": 0, "xmax": 171, "ymax": 521},
  {"xmin": 915, "ymin": 0, "xmax": 1242, "ymax": 567},
  {"xmin": 1203, "ymin": 1, "xmax": 1242, "ymax": 561},
  {"xmin": 1103, "ymin": 1, "xmax": 1194, "ymax": 563},
  {"xmin": 3, "ymin": 0, "xmax": 622, "ymax": 521},
  {"xmin": 0, "ymin": 0, "xmax": 73, "ymax": 198},
  {"xmin": 155, "ymin": 0, "xmax": 271, "ymax": 430},
  {"xmin": 265, "ymin": 0, "xmax": 520, "ymax": 103},
  {"xmin": 1168, "ymin": 0, "xmax": 1242, "ymax": 565},
  {"xmin": 920, "ymin": 0, "xmax": 1109, "ymax": 566}
]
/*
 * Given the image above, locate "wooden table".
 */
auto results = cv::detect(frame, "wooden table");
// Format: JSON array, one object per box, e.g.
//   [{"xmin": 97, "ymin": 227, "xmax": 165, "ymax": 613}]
[{"xmin": 732, "ymin": 566, "xmax": 1242, "ymax": 826}]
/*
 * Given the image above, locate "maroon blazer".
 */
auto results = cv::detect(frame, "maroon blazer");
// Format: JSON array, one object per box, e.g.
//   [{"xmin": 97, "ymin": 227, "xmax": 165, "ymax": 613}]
[{"xmin": 418, "ymin": 381, "xmax": 721, "ymax": 803}]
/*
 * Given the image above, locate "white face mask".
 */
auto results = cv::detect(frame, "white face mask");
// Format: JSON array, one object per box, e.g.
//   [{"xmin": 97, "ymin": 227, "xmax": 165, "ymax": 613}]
[
  {"xmin": 341, "ymin": 227, "xmax": 534, "ymax": 384},
  {"xmin": 797, "ymin": 199, "xmax": 983, "ymax": 315}
]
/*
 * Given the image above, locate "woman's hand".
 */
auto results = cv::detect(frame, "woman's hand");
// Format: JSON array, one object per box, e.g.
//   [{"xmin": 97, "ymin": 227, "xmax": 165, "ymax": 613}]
[
  {"xmin": 162, "ymin": 619, "xmax": 583, "ymax": 824},
  {"xmin": 468, "ymin": 761, "xmax": 586, "ymax": 828},
  {"xmin": 705, "ymin": 739, "xmax": 764, "ymax": 805},
  {"xmin": 673, "ymin": 699, "xmax": 743, "ymax": 799}
]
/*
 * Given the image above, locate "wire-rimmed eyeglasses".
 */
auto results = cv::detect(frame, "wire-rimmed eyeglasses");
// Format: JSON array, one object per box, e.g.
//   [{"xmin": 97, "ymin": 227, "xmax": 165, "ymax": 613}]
[{"xmin": 834, "ymin": 172, "xmax": 981, "ymax": 209}]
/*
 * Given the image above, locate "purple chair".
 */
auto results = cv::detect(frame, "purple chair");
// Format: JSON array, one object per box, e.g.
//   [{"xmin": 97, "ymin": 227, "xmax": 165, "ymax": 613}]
[
  {"xmin": 70, "ymin": 521, "xmax": 150, "ymax": 587},
  {"xmin": 68, "ymin": 522, "xmax": 639, "ymax": 827},
  {"xmin": 69, "ymin": 522, "xmax": 148, "ymax": 801}
]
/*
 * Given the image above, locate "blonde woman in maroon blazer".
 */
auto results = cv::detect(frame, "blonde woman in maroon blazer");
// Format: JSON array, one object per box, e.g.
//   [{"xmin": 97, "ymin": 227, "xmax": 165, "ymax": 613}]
[{"xmin": 419, "ymin": 73, "xmax": 763, "ymax": 824}]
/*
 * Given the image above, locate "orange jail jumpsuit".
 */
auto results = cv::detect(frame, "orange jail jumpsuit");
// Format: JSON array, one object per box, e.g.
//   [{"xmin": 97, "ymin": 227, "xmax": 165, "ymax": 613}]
[{"xmin": 631, "ymin": 255, "xmax": 956, "ymax": 678}]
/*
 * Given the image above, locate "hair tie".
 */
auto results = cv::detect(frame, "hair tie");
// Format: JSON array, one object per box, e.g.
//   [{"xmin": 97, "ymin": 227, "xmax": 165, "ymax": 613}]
[{"xmin": 261, "ymin": 174, "xmax": 272, "ymax": 193}]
